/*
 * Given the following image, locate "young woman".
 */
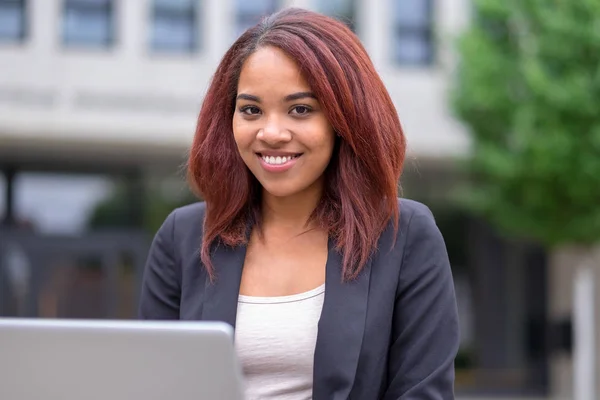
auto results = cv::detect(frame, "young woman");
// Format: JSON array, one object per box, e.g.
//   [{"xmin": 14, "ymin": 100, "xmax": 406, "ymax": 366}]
[{"xmin": 139, "ymin": 7, "xmax": 459, "ymax": 400}]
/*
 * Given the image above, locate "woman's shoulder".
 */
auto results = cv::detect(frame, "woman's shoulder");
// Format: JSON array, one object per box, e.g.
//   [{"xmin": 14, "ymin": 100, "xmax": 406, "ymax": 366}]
[
  {"xmin": 155, "ymin": 201, "xmax": 207, "ymax": 248},
  {"xmin": 170, "ymin": 201, "xmax": 207, "ymax": 226},
  {"xmin": 374, "ymin": 198, "xmax": 445, "ymax": 271},
  {"xmin": 398, "ymin": 198, "xmax": 435, "ymax": 222},
  {"xmin": 396, "ymin": 197, "xmax": 438, "ymax": 235},
  {"xmin": 394, "ymin": 198, "xmax": 445, "ymax": 255}
]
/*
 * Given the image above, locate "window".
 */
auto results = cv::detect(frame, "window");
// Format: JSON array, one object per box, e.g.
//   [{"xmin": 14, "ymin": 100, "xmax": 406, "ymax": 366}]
[
  {"xmin": 150, "ymin": 0, "xmax": 198, "ymax": 53},
  {"xmin": 0, "ymin": 0, "xmax": 26, "ymax": 42},
  {"xmin": 391, "ymin": 0, "xmax": 434, "ymax": 66},
  {"xmin": 315, "ymin": 0, "xmax": 356, "ymax": 32},
  {"xmin": 235, "ymin": 0, "xmax": 279, "ymax": 38},
  {"xmin": 63, "ymin": 0, "xmax": 113, "ymax": 48}
]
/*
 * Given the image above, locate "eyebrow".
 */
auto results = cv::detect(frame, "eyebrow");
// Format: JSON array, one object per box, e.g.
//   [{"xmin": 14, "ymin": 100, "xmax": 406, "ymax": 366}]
[
  {"xmin": 236, "ymin": 93, "xmax": 260, "ymax": 102},
  {"xmin": 235, "ymin": 91, "xmax": 317, "ymax": 103},
  {"xmin": 284, "ymin": 92, "xmax": 317, "ymax": 102}
]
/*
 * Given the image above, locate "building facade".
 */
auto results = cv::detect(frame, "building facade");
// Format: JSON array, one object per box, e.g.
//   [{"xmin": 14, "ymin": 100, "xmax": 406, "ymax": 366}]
[{"xmin": 0, "ymin": 0, "xmax": 470, "ymax": 169}]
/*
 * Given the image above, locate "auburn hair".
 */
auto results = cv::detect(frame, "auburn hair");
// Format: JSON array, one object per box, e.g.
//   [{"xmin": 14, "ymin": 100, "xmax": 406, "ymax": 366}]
[{"xmin": 188, "ymin": 7, "xmax": 406, "ymax": 281}]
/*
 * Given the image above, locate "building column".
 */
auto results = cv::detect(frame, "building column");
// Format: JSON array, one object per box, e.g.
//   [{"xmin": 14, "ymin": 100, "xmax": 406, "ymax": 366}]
[
  {"xmin": 548, "ymin": 246, "xmax": 600, "ymax": 399},
  {"xmin": 548, "ymin": 247, "xmax": 578, "ymax": 398},
  {"xmin": 2, "ymin": 167, "xmax": 16, "ymax": 227},
  {"xmin": 287, "ymin": 0, "xmax": 313, "ymax": 9},
  {"xmin": 206, "ymin": 0, "xmax": 235, "ymax": 65},
  {"xmin": 118, "ymin": 0, "xmax": 146, "ymax": 60},
  {"xmin": 125, "ymin": 169, "xmax": 145, "ymax": 228},
  {"xmin": 357, "ymin": 0, "xmax": 388, "ymax": 69}
]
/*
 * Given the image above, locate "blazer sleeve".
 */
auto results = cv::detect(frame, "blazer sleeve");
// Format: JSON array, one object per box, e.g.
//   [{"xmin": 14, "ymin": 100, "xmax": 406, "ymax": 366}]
[
  {"xmin": 138, "ymin": 210, "xmax": 181, "ymax": 320},
  {"xmin": 384, "ymin": 209, "xmax": 460, "ymax": 399}
]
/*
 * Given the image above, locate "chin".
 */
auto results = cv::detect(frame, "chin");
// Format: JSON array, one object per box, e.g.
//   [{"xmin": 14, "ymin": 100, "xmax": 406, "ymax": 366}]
[
  {"xmin": 258, "ymin": 180, "xmax": 303, "ymax": 199},
  {"xmin": 261, "ymin": 186, "xmax": 298, "ymax": 199}
]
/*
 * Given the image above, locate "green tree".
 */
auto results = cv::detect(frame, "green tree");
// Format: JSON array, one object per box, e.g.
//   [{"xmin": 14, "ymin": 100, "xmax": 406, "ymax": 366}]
[
  {"xmin": 88, "ymin": 180, "xmax": 197, "ymax": 235},
  {"xmin": 452, "ymin": 0, "xmax": 600, "ymax": 397},
  {"xmin": 453, "ymin": 0, "xmax": 600, "ymax": 245}
]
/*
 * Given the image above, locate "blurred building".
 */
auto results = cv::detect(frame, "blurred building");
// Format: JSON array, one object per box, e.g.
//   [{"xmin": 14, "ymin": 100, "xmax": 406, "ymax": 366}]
[{"xmin": 0, "ymin": 0, "xmax": 573, "ymax": 398}]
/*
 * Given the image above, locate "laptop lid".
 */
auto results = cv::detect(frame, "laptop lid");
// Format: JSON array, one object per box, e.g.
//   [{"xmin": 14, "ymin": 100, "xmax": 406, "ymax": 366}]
[{"xmin": 0, "ymin": 318, "xmax": 245, "ymax": 400}]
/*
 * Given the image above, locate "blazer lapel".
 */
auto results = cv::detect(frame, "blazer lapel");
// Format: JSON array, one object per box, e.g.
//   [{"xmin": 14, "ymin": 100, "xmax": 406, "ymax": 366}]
[
  {"xmin": 200, "ymin": 241, "xmax": 246, "ymax": 330},
  {"xmin": 312, "ymin": 238, "xmax": 373, "ymax": 400}
]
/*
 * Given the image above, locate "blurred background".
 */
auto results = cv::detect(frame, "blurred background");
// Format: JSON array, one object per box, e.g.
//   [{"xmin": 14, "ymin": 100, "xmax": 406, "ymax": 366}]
[{"xmin": 1, "ymin": 0, "xmax": 598, "ymax": 399}]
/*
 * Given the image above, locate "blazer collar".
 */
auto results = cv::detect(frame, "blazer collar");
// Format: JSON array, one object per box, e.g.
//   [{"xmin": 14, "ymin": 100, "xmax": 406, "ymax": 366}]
[
  {"xmin": 312, "ymin": 238, "xmax": 373, "ymax": 400},
  {"xmin": 200, "ymin": 237, "xmax": 372, "ymax": 400},
  {"xmin": 199, "ymin": 241, "xmax": 246, "ymax": 329}
]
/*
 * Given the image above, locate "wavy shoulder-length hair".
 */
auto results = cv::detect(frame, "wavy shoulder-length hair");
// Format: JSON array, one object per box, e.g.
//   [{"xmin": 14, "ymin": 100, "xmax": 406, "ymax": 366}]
[{"xmin": 188, "ymin": 7, "xmax": 406, "ymax": 281}]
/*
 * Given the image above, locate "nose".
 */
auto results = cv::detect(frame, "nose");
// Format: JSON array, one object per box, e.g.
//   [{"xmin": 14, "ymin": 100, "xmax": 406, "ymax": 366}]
[{"xmin": 257, "ymin": 115, "xmax": 292, "ymax": 145}]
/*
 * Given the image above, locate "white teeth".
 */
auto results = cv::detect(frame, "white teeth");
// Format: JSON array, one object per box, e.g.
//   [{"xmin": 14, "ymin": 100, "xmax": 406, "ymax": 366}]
[{"xmin": 261, "ymin": 155, "xmax": 298, "ymax": 165}]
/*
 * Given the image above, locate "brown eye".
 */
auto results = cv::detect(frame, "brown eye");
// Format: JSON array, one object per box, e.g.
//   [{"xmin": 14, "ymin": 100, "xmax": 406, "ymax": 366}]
[
  {"xmin": 240, "ymin": 106, "xmax": 261, "ymax": 115},
  {"xmin": 290, "ymin": 105, "xmax": 312, "ymax": 115}
]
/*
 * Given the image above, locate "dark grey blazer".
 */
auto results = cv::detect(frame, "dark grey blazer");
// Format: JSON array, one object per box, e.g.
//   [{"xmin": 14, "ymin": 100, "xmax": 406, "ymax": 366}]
[{"xmin": 138, "ymin": 198, "xmax": 460, "ymax": 399}]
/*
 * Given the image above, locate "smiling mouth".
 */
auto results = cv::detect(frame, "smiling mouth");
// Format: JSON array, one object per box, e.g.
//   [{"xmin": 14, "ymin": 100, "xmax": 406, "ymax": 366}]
[{"xmin": 257, "ymin": 153, "xmax": 302, "ymax": 165}]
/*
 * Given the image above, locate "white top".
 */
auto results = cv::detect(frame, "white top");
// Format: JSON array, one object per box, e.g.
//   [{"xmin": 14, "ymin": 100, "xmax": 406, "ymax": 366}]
[{"xmin": 235, "ymin": 284, "xmax": 325, "ymax": 400}]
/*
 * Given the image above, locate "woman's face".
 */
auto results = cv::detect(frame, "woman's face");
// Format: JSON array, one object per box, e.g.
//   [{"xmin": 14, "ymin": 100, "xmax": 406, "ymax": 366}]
[{"xmin": 233, "ymin": 46, "xmax": 335, "ymax": 200}]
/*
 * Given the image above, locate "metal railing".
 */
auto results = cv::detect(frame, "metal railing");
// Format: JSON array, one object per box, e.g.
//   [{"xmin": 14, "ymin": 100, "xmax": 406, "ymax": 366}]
[{"xmin": 0, "ymin": 228, "xmax": 150, "ymax": 320}]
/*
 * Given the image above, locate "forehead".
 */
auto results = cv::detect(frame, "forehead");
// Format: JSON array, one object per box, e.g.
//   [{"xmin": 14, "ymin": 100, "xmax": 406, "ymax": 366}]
[{"xmin": 237, "ymin": 46, "xmax": 311, "ymax": 93}]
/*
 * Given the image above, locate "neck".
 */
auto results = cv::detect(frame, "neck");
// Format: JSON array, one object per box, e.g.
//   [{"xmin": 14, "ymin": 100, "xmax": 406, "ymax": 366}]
[{"xmin": 261, "ymin": 184, "xmax": 323, "ymax": 234}]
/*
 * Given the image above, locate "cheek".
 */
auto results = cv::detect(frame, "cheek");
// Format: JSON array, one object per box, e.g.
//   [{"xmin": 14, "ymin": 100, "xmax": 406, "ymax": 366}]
[
  {"xmin": 232, "ymin": 118, "xmax": 254, "ymax": 152},
  {"xmin": 310, "ymin": 124, "xmax": 335, "ymax": 158}
]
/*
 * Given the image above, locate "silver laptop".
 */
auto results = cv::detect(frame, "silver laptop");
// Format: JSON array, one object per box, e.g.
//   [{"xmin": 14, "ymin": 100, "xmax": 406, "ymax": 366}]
[{"xmin": 0, "ymin": 318, "xmax": 245, "ymax": 400}]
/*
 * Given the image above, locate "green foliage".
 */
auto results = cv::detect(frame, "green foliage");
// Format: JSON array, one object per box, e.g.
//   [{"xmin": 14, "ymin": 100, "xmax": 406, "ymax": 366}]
[
  {"xmin": 87, "ymin": 186, "xmax": 137, "ymax": 230},
  {"xmin": 88, "ymin": 180, "xmax": 197, "ymax": 235},
  {"xmin": 452, "ymin": 0, "xmax": 600, "ymax": 246}
]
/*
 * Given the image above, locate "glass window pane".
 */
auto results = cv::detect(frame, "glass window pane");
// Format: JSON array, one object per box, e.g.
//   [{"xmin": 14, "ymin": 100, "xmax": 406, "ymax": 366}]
[
  {"xmin": 393, "ymin": 0, "xmax": 430, "ymax": 28},
  {"xmin": 63, "ymin": 0, "xmax": 113, "ymax": 47},
  {"xmin": 154, "ymin": 0, "xmax": 195, "ymax": 12},
  {"xmin": 315, "ymin": 0, "xmax": 355, "ymax": 31},
  {"xmin": 152, "ymin": 17, "xmax": 195, "ymax": 51},
  {"xmin": 151, "ymin": 0, "xmax": 197, "ymax": 52},
  {"xmin": 393, "ymin": 32, "xmax": 431, "ymax": 65},
  {"xmin": 392, "ymin": 0, "xmax": 433, "ymax": 65},
  {"xmin": 0, "ymin": 1, "xmax": 25, "ymax": 41},
  {"xmin": 237, "ymin": 0, "xmax": 277, "ymax": 15},
  {"xmin": 235, "ymin": 20, "xmax": 257, "ymax": 38},
  {"xmin": 69, "ymin": 0, "xmax": 110, "ymax": 4},
  {"xmin": 64, "ymin": 9, "xmax": 110, "ymax": 45},
  {"xmin": 235, "ymin": 0, "xmax": 278, "ymax": 38}
]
